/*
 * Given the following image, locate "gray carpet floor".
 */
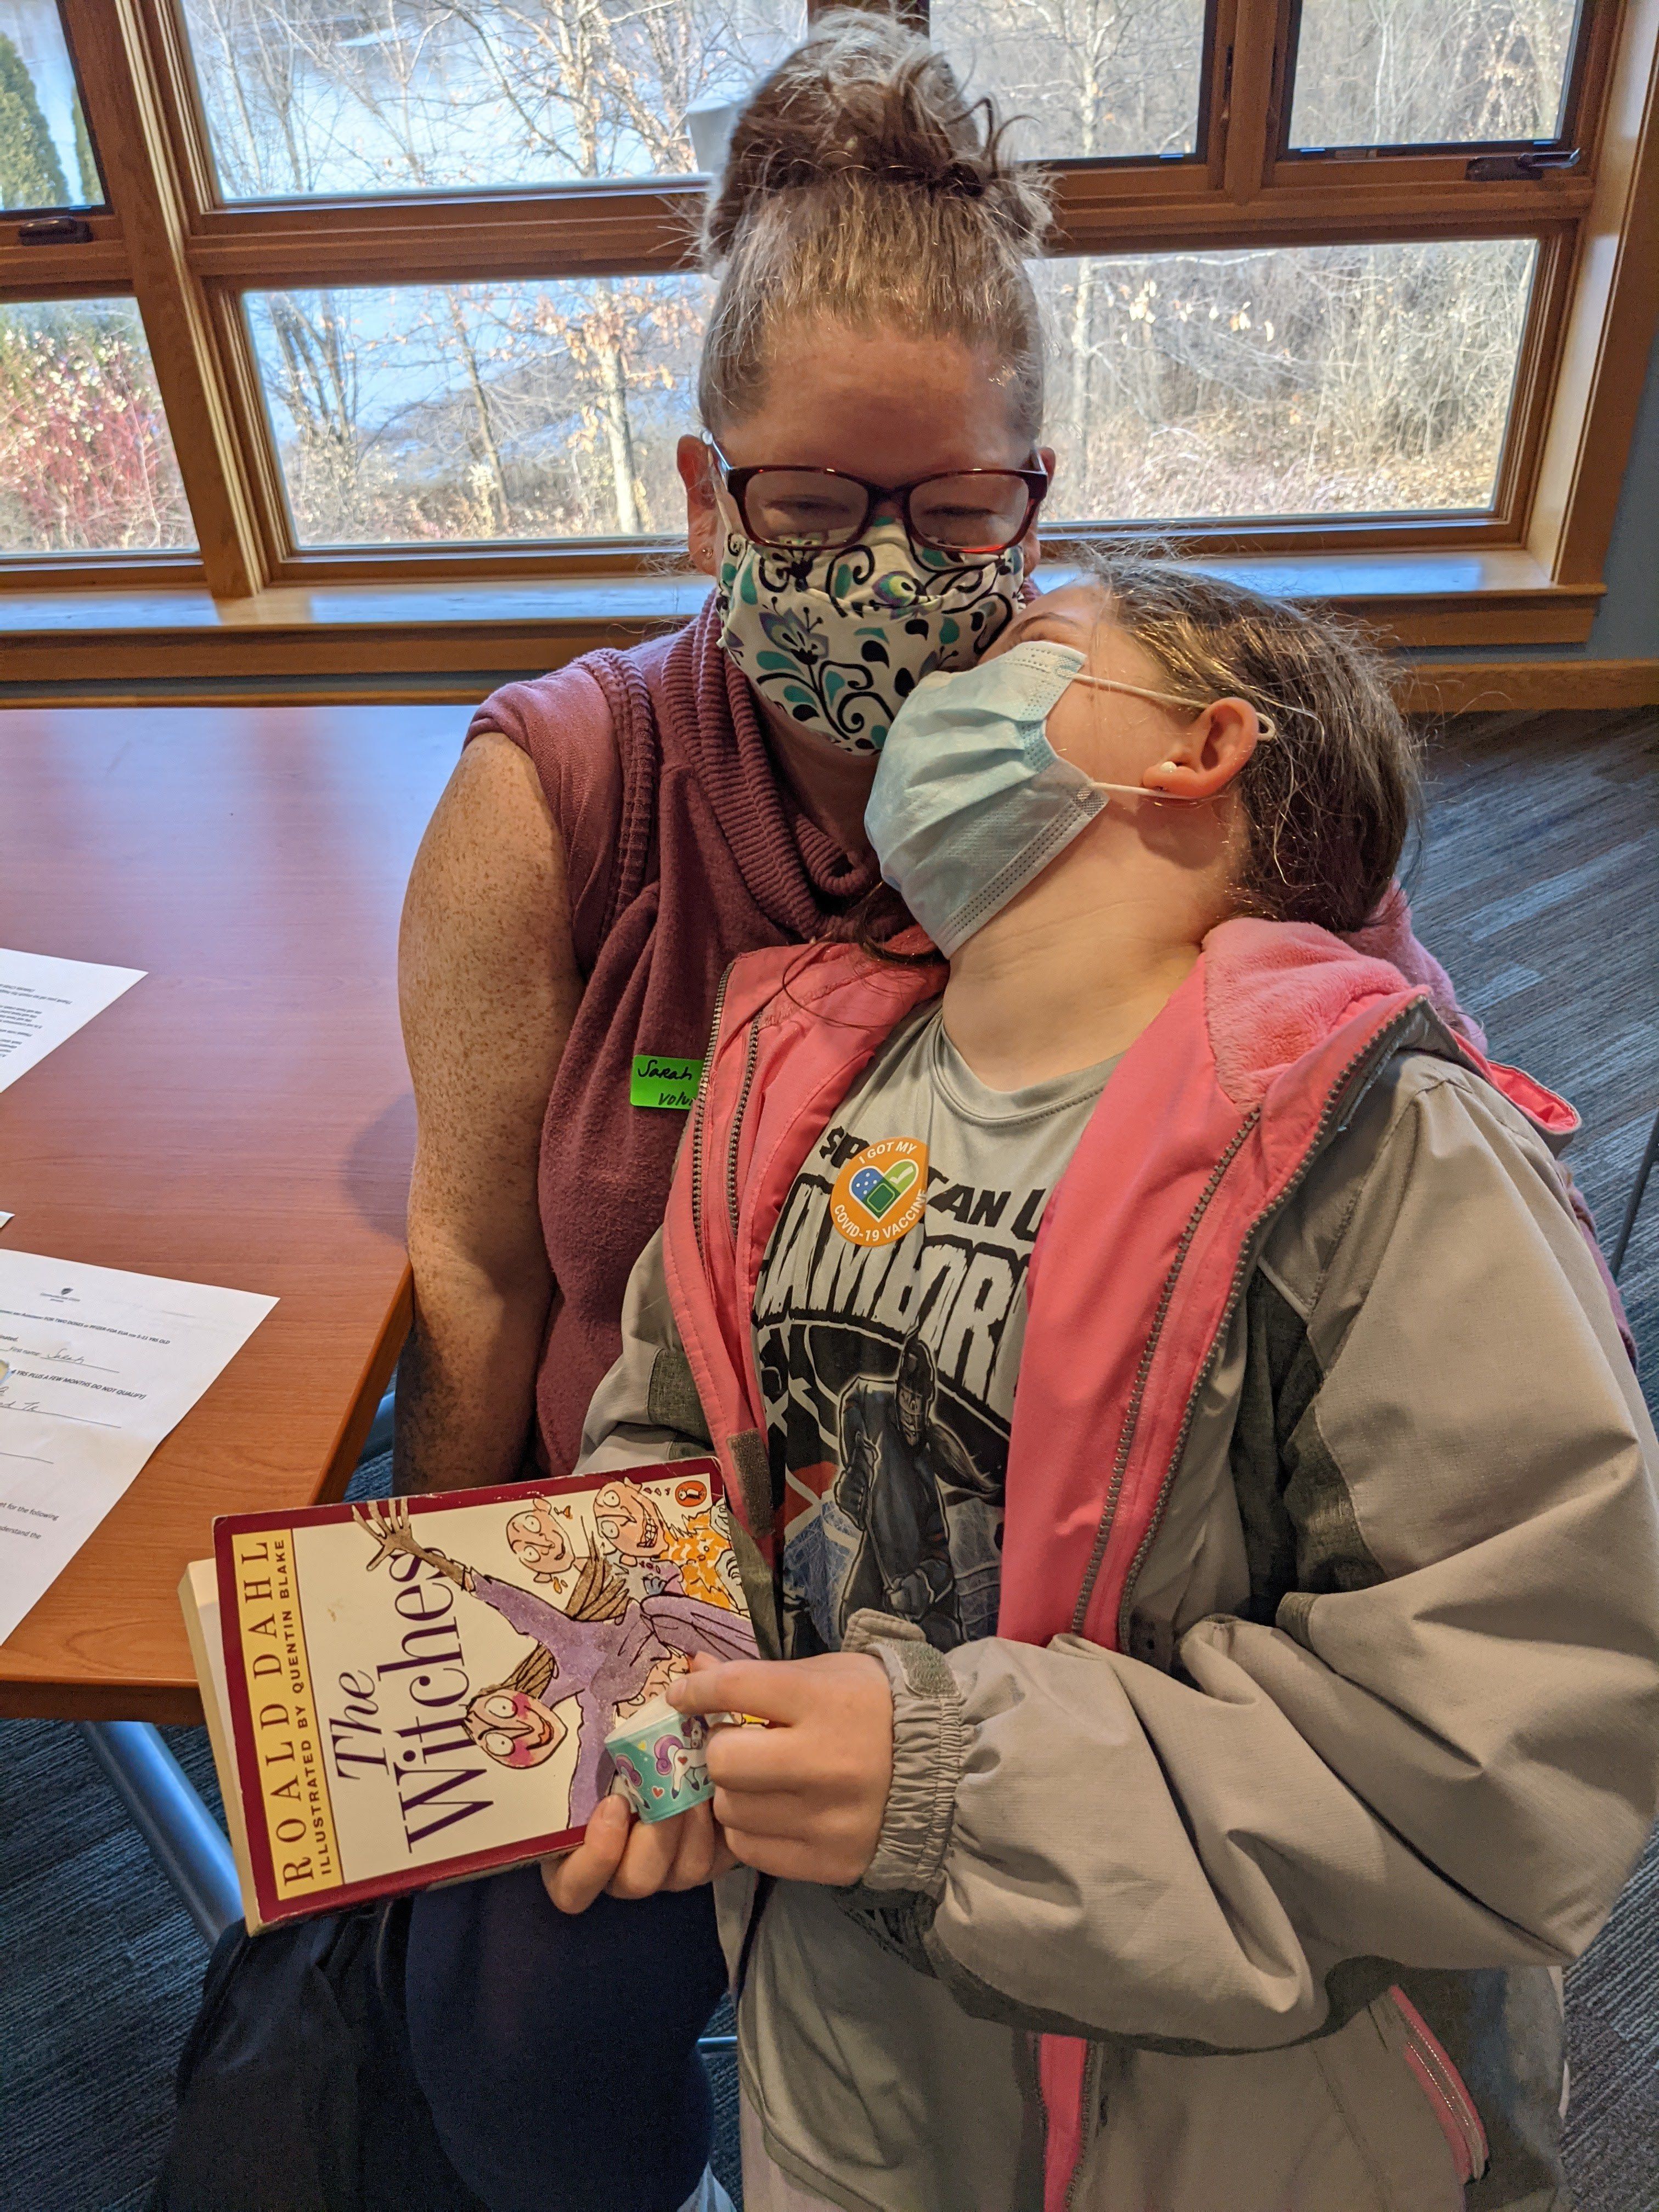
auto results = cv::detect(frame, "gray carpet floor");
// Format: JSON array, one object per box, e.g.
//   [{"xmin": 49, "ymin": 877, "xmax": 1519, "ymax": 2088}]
[
  {"xmin": 1, "ymin": 707, "xmax": 1655, "ymax": 2212},
  {"xmin": 1406, "ymin": 708, "xmax": 1659, "ymax": 2212}
]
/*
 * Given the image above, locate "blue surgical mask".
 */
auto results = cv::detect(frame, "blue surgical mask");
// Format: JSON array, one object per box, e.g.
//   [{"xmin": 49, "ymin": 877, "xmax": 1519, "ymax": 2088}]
[{"xmin": 865, "ymin": 639, "xmax": 1232, "ymax": 955}]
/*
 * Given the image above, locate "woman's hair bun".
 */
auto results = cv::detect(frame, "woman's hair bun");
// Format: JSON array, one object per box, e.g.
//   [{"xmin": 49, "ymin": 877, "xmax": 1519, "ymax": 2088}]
[
  {"xmin": 696, "ymin": 9, "xmax": 1051, "ymax": 437},
  {"xmin": 704, "ymin": 9, "xmax": 1047, "ymax": 262}
]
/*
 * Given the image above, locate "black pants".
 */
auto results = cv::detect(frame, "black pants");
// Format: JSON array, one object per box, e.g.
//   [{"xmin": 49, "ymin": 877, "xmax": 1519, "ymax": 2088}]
[
  {"xmin": 153, "ymin": 1873, "xmax": 725, "ymax": 2212},
  {"xmin": 404, "ymin": 1866, "xmax": 729, "ymax": 2212},
  {"xmin": 153, "ymin": 1899, "xmax": 486, "ymax": 2212}
]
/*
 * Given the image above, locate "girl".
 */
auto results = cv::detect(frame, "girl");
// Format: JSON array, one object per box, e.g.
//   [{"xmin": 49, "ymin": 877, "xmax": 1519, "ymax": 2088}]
[{"xmin": 561, "ymin": 555, "xmax": 1659, "ymax": 2212}]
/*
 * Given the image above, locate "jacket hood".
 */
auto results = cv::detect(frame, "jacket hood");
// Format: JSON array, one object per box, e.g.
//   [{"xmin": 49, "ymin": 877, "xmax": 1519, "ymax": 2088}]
[
  {"xmin": 793, "ymin": 900, "xmax": 1577, "ymax": 1142},
  {"xmin": 1203, "ymin": 917, "xmax": 1577, "ymax": 1139}
]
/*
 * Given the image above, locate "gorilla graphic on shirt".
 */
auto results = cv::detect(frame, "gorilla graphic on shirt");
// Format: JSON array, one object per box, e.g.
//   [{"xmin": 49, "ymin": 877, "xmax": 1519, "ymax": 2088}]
[
  {"xmin": 755, "ymin": 1116, "xmax": 1056, "ymax": 1659},
  {"xmin": 832, "ymin": 1333, "xmax": 992, "ymax": 1645}
]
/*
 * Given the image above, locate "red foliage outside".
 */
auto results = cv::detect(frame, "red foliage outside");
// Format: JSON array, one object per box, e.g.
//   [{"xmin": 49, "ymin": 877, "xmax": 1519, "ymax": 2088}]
[{"xmin": 0, "ymin": 311, "xmax": 193, "ymax": 553}]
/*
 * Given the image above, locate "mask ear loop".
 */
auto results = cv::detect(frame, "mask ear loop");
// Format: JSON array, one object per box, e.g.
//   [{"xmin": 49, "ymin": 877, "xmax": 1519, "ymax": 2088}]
[
  {"xmin": 1067, "ymin": 668, "xmax": 1279, "ymax": 804},
  {"xmin": 1070, "ymin": 670, "xmax": 1279, "ymax": 741}
]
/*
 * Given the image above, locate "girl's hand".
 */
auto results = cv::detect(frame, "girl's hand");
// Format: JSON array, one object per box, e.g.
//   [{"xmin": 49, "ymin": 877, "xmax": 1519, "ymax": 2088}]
[
  {"xmin": 669, "ymin": 1652, "xmax": 894, "ymax": 1886},
  {"xmin": 541, "ymin": 1792, "xmax": 738, "ymax": 1914}
]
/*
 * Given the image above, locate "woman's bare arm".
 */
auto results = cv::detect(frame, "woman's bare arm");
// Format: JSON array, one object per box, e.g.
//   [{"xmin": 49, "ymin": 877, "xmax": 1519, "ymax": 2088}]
[{"xmin": 395, "ymin": 732, "xmax": 582, "ymax": 1492}]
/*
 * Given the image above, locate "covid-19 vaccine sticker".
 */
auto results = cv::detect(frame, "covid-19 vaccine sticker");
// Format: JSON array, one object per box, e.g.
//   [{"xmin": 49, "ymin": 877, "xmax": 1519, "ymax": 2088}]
[{"xmin": 830, "ymin": 1137, "xmax": 928, "ymax": 1248}]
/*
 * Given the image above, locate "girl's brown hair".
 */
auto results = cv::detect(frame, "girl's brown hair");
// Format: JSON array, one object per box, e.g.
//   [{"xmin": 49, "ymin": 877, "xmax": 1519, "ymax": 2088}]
[
  {"xmin": 698, "ymin": 10, "xmax": 1051, "ymax": 437},
  {"xmin": 1079, "ymin": 549, "xmax": 1421, "ymax": 935}
]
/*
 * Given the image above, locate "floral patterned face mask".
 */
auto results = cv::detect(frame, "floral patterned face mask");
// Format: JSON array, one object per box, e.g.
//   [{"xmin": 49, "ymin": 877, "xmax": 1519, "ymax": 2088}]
[{"xmin": 714, "ymin": 516, "xmax": 1027, "ymax": 755}]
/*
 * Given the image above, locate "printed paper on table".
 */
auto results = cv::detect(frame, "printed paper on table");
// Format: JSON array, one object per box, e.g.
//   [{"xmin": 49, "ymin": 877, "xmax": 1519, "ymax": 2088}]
[
  {"xmin": 0, "ymin": 1249, "xmax": 276, "ymax": 1645},
  {"xmin": 0, "ymin": 947, "xmax": 144, "ymax": 1094}
]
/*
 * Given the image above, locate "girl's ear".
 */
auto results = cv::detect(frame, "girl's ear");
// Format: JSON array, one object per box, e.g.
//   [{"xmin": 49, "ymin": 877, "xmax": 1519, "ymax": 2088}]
[
  {"xmin": 1144, "ymin": 697, "xmax": 1260, "ymax": 802},
  {"xmin": 679, "ymin": 435, "xmax": 722, "ymax": 575}
]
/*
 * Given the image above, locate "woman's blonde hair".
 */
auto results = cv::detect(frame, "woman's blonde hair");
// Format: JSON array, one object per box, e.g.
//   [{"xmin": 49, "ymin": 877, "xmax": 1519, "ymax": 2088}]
[
  {"xmin": 698, "ymin": 10, "xmax": 1051, "ymax": 437},
  {"xmin": 1075, "ymin": 549, "xmax": 1420, "ymax": 934}
]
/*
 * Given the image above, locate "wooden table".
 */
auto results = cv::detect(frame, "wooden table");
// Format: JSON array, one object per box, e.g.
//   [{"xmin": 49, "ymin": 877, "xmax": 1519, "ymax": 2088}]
[{"xmin": 0, "ymin": 703, "xmax": 461, "ymax": 1723}]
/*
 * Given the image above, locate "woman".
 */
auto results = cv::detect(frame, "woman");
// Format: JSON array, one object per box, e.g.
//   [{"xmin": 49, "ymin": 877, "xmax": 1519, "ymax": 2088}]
[
  {"xmin": 396, "ymin": 19, "xmax": 1056, "ymax": 2212},
  {"xmin": 570, "ymin": 558, "xmax": 1659, "ymax": 2211}
]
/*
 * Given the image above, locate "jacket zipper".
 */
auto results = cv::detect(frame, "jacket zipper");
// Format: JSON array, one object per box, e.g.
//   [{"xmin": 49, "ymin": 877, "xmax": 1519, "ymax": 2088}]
[
  {"xmin": 1029, "ymin": 2035, "xmax": 1048, "ymax": 2196},
  {"xmin": 1063, "ymin": 2044, "xmax": 1104, "ymax": 2212},
  {"xmin": 1386, "ymin": 1987, "xmax": 1489, "ymax": 2181},
  {"xmin": 727, "ymin": 1017, "xmax": 763, "ymax": 1238},
  {"xmin": 687, "ymin": 962, "xmax": 734, "ymax": 1264},
  {"xmin": 1069, "ymin": 1110, "xmax": 1260, "ymax": 1637},
  {"xmin": 1086, "ymin": 1004, "xmax": 1424, "ymax": 1645}
]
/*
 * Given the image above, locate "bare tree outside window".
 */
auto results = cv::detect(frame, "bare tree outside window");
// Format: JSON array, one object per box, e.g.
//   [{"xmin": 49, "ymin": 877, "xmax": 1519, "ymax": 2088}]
[
  {"xmin": 933, "ymin": 0, "xmax": 1206, "ymax": 162},
  {"xmin": 178, "ymin": 0, "xmax": 806, "ymax": 198},
  {"xmin": 1289, "ymin": 0, "xmax": 1579, "ymax": 148},
  {"xmin": 248, "ymin": 275, "xmax": 711, "ymax": 543},
  {"xmin": 1036, "ymin": 239, "xmax": 1538, "ymax": 521}
]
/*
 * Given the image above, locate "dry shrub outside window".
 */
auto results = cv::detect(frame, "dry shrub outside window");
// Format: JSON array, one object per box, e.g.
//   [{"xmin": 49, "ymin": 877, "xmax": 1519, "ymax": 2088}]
[
  {"xmin": 1037, "ymin": 239, "xmax": 1539, "ymax": 523},
  {"xmin": 0, "ymin": 303, "xmax": 194, "ymax": 554}
]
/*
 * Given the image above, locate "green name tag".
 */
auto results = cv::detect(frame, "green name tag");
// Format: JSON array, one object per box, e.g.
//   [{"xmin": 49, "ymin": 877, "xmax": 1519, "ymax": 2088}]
[{"xmin": 630, "ymin": 1053, "xmax": 703, "ymax": 1110}]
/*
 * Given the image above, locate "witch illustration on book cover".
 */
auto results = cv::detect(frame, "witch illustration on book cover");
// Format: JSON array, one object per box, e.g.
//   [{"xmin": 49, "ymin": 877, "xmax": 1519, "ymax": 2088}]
[{"xmin": 353, "ymin": 1496, "xmax": 754, "ymax": 1825}]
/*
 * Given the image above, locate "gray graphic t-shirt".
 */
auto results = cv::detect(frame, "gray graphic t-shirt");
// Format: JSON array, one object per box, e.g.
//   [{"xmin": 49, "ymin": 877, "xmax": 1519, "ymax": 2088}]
[{"xmin": 752, "ymin": 1004, "xmax": 1115, "ymax": 1658}]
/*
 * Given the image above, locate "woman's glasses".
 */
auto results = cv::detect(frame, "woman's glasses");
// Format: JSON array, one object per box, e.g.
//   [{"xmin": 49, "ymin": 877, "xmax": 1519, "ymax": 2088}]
[{"xmin": 704, "ymin": 433, "xmax": 1048, "ymax": 557}]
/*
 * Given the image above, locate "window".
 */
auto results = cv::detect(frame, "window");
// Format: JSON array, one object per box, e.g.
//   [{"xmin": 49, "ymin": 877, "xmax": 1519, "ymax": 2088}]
[
  {"xmin": 1036, "ymin": 239, "xmax": 1538, "ymax": 523},
  {"xmin": 0, "ymin": 1, "xmax": 100, "ymax": 210},
  {"xmin": 0, "ymin": 0, "xmax": 1653, "ymax": 644},
  {"xmin": 936, "ymin": 0, "xmax": 1210, "ymax": 160},
  {"xmin": 0, "ymin": 297, "xmax": 192, "ymax": 551},
  {"xmin": 1286, "ymin": 0, "xmax": 1583, "ymax": 151},
  {"xmin": 179, "ymin": 0, "xmax": 807, "ymax": 198},
  {"xmin": 246, "ymin": 276, "xmax": 713, "ymax": 544}
]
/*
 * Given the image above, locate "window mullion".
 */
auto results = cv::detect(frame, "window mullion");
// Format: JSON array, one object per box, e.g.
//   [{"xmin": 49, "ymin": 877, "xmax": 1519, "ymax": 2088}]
[
  {"xmin": 1531, "ymin": 0, "xmax": 1659, "ymax": 585},
  {"xmin": 57, "ymin": 0, "xmax": 268, "ymax": 596},
  {"xmin": 1221, "ymin": 0, "xmax": 1294, "ymax": 200}
]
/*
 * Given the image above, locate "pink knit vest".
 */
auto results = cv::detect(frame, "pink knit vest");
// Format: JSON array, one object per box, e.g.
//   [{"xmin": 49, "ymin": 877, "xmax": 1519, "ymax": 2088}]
[{"xmin": 467, "ymin": 597, "xmax": 893, "ymax": 1475}]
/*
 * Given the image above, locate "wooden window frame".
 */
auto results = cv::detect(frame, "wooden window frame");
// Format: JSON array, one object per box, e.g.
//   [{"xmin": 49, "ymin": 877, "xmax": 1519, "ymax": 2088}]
[{"xmin": 0, "ymin": 0, "xmax": 1652, "ymax": 654}]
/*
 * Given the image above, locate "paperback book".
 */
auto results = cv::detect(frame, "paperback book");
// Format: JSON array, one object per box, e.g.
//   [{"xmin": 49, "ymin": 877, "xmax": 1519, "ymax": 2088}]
[{"xmin": 179, "ymin": 1460, "xmax": 755, "ymax": 1933}]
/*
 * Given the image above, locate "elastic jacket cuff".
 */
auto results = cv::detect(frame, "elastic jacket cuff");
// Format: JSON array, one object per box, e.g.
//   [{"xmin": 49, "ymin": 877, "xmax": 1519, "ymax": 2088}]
[{"xmin": 843, "ymin": 1608, "xmax": 966, "ymax": 1898}]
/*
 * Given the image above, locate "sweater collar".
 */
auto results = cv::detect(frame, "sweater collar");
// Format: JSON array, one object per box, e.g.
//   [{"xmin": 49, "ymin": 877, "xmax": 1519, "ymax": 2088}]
[{"xmin": 665, "ymin": 598, "xmax": 887, "ymax": 939}]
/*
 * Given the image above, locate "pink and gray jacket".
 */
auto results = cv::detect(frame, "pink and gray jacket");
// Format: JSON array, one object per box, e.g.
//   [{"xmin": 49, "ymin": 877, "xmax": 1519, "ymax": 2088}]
[{"xmin": 578, "ymin": 912, "xmax": 1659, "ymax": 2212}]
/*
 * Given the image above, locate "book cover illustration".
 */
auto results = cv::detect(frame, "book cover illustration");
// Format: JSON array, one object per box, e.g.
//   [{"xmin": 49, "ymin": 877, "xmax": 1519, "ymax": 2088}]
[{"xmin": 212, "ymin": 1461, "xmax": 755, "ymax": 1927}]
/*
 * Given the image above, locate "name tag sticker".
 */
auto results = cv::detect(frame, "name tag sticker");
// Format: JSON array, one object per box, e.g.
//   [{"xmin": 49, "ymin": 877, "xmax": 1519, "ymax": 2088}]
[{"xmin": 631, "ymin": 1054, "xmax": 703, "ymax": 1110}]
